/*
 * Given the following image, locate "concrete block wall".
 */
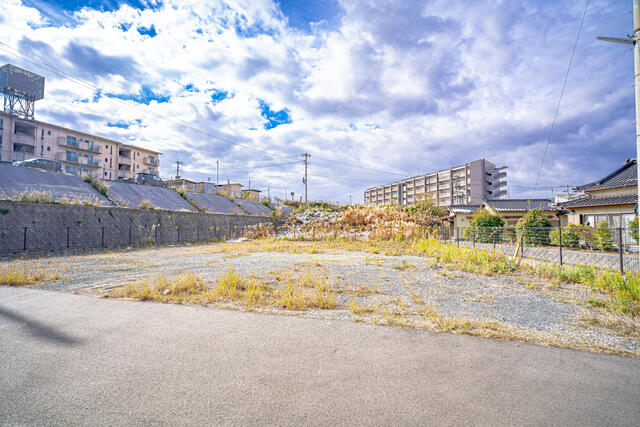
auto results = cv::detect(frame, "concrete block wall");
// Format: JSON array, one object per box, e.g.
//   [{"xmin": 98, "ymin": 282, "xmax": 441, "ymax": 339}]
[{"xmin": 0, "ymin": 201, "xmax": 274, "ymax": 255}]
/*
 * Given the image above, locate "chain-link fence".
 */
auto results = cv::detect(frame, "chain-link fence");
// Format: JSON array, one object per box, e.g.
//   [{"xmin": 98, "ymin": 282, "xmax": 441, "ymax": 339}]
[
  {"xmin": 0, "ymin": 221, "xmax": 276, "ymax": 256},
  {"xmin": 435, "ymin": 226, "xmax": 640, "ymax": 273}
]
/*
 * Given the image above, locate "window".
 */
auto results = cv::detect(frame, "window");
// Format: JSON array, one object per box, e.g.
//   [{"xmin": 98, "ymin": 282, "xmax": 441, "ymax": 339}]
[
  {"xmin": 66, "ymin": 151, "xmax": 78, "ymax": 162},
  {"xmin": 47, "ymin": 130, "xmax": 51, "ymax": 136},
  {"xmin": 66, "ymin": 136, "xmax": 78, "ymax": 147},
  {"xmin": 40, "ymin": 145, "xmax": 44, "ymax": 156},
  {"xmin": 0, "ymin": 118, "xmax": 3, "ymax": 129},
  {"xmin": 41, "ymin": 129, "xmax": 44, "ymax": 138}
]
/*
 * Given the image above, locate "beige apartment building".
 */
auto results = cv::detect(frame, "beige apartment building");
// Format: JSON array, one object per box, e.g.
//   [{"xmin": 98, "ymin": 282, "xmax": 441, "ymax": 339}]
[
  {"xmin": 0, "ymin": 111, "xmax": 160, "ymax": 180},
  {"xmin": 364, "ymin": 159, "xmax": 507, "ymax": 207}
]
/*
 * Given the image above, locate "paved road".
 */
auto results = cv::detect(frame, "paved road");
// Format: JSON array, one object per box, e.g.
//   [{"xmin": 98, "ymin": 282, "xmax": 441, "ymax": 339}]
[{"xmin": 1, "ymin": 287, "xmax": 639, "ymax": 425}]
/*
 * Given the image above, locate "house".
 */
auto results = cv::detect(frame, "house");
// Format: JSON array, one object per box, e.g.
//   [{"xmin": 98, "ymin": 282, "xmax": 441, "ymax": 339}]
[
  {"xmin": 557, "ymin": 158, "xmax": 637, "ymax": 228},
  {"xmin": 165, "ymin": 178, "xmax": 197, "ymax": 191},
  {"xmin": 218, "ymin": 183, "xmax": 244, "ymax": 198},
  {"xmin": 447, "ymin": 199, "xmax": 559, "ymax": 228},
  {"xmin": 242, "ymin": 188, "xmax": 261, "ymax": 201}
]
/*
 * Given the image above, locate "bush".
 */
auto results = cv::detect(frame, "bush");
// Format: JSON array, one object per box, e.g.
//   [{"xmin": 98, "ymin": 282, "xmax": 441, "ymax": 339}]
[
  {"xmin": 464, "ymin": 209, "xmax": 504, "ymax": 243},
  {"xmin": 629, "ymin": 216, "xmax": 639, "ymax": 242},
  {"xmin": 549, "ymin": 224, "xmax": 581, "ymax": 248},
  {"xmin": 516, "ymin": 209, "xmax": 552, "ymax": 246},
  {"xmin": 594, "ymin": 221, "xmax": 613, "ymax": 251}
]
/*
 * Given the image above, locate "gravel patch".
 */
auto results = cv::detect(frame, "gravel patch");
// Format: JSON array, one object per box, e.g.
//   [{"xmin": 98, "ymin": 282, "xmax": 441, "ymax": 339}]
[{"xmin": 4, "ymin": 242, "xmax": 639, "ymax": 354}]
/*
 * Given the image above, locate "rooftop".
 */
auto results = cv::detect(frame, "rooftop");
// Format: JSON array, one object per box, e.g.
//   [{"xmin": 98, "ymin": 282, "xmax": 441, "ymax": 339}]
[
  {"xmin": 576, "ymin": 158, "xmax": 637, "ymax": 192},
  {"xmin": 557, "ymin": 194, "xmax": 638, "ymax": 209},
  {"xmin": 484, "ymin": 199, "xmax": 555, "ymax": 212}
]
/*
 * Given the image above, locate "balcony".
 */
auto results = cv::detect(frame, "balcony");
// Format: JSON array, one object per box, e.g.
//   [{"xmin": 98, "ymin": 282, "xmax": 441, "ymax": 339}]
[
  {"xmin": 118, "ymin": 156, "xmax": 131, "ymax": 166},
  {"xmin": 144, "ymin": 156, "xmax": 158, "ymax": 166},
  {"xmin": 14, "ymin": 132, "xmax": 35, "ymax": 146},
  {"xmin": 56, "ymin": 152, "xmax": 101, "ymax": 168},
  {"xmin": 57, "ymin": 137, "xmax": 101, "ymax": 153}
]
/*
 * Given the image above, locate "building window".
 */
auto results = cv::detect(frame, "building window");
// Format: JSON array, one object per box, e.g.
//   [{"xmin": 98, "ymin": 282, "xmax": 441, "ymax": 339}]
[
  {"xmin": 66, "ymin": 136, "xmax": 78, "ymax": 147},
  {"xmin": 66, "ymin": 151, "xmax": 78, "ymax": 162},
  {"xmin": 41, "ymin": 129, "xmax": 45, "ymax": 138},
  {"xmin": 47, "ymin": 146, "xmax": 50, "ymax": 152},
  {"xmin": 47, "ymin": 130, "xmax": 51, "ymax": 136},
  {"xmin": 0, "ymin": 119, "xmax": 3, "ymax": 130}
]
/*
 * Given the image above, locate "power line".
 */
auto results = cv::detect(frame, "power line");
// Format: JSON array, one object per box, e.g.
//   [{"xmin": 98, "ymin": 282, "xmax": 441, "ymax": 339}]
[{"xmin": 532, "ymin": 0, "xmax": 590, "ymax": 197}]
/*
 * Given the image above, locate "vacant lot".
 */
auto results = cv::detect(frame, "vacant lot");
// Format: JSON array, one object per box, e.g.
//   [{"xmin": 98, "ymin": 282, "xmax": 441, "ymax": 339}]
[{"xmin": 3, "ymin": 238, "xmax": 639, "ymax": 356}]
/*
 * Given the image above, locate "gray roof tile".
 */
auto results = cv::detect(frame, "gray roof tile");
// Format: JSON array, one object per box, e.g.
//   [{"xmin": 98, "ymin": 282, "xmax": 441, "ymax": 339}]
[
  {"xmin": 484, "ymin": 199, "xmax": 554, "ymax": 211},
  {"xmin": 557, "ymin": 194, "xmax": 637, "ymax": 208},
  {"xmin": 577, "ymin": 159, "xmax": 637, "ymax": 191}
]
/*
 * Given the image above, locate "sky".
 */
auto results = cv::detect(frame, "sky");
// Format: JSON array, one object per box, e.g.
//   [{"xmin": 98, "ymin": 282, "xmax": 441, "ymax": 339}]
[{"xmin": 0, "ymin": 0, "xmax": 634, "ymax": 203}]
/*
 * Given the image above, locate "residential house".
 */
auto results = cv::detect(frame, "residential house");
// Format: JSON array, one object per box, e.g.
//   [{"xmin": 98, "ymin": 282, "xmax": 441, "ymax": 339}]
[
  {"xmin": 447, "ymin": 199, "xmax": 559, "ymax": 229},
  {"xmin": 557, "ymin": 158, "xmax": 637, "ymax": 229}
]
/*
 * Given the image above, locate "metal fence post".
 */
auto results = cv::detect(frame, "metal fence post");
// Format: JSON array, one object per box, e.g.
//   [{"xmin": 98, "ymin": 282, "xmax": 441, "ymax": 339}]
[
  {"xmin": 101, "ymin": 227, "xmax": 105, "ymax": 247},
  {"xmin": 128, "ymin": 225, "xmax": 132, "ymax": 245},
  {"xmin": 196, "ymin": 224, "xmax": 199, "ymax": 242},
  {"xmin": 456, "ymin": 227, "xmax": 459, "ymax": 247},
  {"xmin": 23, "ymin": 227, "xmax": 27, "ymax": 251},
  {"xmin": 66, "ymin": 227, "xmax": 70, "ymax": 248},
  {"xmin": 618, "ymin": 226, "xmax": 624, "ymax": 273},
  {"xmin": 177, "ymin": 226, "xmax": 180, "ymax": 243},
  {"xmin": 558, "ymin": 225, "xmax": 563, "ymax": 266},
  {"xmin": 155, "ymin": 226, "xmax": 158, "ymax": 244}
]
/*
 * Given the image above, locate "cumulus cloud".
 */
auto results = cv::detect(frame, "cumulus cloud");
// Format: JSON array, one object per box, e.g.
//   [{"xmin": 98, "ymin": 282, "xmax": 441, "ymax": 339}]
[{"xmin": 0, "ymin": 0, "xmax": 633, "ymax": 202}]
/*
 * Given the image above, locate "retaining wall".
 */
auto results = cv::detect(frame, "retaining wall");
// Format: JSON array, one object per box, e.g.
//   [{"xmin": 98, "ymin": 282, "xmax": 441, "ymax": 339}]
[{"xmin": 0, "ymin": 201, "xmax": 273, "ymax": 255}]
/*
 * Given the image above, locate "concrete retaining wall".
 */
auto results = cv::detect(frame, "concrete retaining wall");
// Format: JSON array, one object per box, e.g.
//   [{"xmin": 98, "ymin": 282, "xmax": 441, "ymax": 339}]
[{"xmin": 0, "ymin": 201, "xmax": 273, "ymax": 255}]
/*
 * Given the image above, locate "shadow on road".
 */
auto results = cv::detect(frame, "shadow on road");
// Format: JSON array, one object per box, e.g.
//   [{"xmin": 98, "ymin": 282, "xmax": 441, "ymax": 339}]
[{"xmin": 0, "ymin": 305, "xmax": 82, "ymax": 346}]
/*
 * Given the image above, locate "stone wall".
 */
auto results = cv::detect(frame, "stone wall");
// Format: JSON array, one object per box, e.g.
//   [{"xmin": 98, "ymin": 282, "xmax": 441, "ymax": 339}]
[{"xmin": 0, "ymin": 201, "xmax": 273, "ymax": 255}]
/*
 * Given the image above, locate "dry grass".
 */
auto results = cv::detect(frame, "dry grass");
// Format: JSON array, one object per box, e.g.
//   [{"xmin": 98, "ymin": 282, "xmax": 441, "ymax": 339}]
[
  {"xmin": 138, "ymin": 199, "xmax": 155, "ymax": 209},
  {"xmin": 576, "ymin": 310, "xmax": 640, "ymax": 341},
  {"xmin": 104, "ymin": 268, "xmax": 336, "ymax": 311},
  {"xmin": 0, "ymin": 263, "xmax": 61, "ymax": 286}
]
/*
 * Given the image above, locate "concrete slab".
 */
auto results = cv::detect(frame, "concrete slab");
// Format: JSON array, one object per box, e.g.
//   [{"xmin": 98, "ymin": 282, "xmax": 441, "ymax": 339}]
[
  {"xmin": 233, "ymin": 198, "xmax": 273, "ymax": 216},
  {"xmin": 107, "ymin": 181, "xmax": 196, "ymax": 211},
  {"xmin": 186, "ymin": 192, "xmax": 245, "ymax": 214},
  {"xmin": 0, "ymin": 164, "xmax": 112, "ymax": 205}
]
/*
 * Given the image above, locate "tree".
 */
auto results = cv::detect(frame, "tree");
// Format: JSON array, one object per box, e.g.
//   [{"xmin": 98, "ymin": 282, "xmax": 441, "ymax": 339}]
[
  {"xmin": 464, "ymin": 209, "xmax": 504, "ymax": 243},
  {"xmin": 516, "ymin": 209, "xmax": 552, "ymax": 246}
]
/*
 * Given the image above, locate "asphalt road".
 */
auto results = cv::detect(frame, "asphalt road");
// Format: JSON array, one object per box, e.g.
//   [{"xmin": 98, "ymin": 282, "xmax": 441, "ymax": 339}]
[{"xmin": 1, "ymin": 287, "xmax": 639, "ymax": 426}]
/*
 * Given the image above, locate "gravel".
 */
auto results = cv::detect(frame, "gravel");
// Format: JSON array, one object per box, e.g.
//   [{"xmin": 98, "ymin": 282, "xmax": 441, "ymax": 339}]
[{"xmin": 7, "ymin": 242, "xmax": 639, "ymax": 353}]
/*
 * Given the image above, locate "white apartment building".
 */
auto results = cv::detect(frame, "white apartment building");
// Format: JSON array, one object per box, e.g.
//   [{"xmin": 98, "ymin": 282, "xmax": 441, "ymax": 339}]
[
  {"xmin": 364, "ymin": 158, "xmax": 507, "ymax": 207},
  {"xmin": 0, "ymin": 111, "xmax": 160, "ymax": 180}
]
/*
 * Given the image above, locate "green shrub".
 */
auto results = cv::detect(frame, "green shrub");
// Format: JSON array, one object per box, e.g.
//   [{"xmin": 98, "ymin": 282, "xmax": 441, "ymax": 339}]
[
  {"xmin": 628, "ymin": 216, "xmax": 639, "ymax": 242},
  {"xmin": 549, "ymin": 225, "xmax": 581, "ymax": 248},
  {"xmin": 464, "ymin": 209, "xmax": 504, "ymax": 243},
  {"xmin": 594, "ymin": 221, "xmax": 613, "ymax": 251},
  {"xmin": 516, "ymin": 209, "xmax": 552, "ymax": 246}
]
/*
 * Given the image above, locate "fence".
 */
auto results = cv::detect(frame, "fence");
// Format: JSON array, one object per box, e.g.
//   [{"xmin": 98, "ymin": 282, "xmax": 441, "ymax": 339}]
[
  {"xmin": 0, "ymin": 222, "xmax": 274, "ymax": 256},
  {"xmin": 435, "ymin": 226, "xmax": 640, "ymax": 273}
]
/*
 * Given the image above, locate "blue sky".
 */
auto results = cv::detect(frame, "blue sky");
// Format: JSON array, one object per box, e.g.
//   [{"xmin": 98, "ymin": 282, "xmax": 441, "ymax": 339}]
[{"xmin": 0, "ymin": 0, "xmax": 634, "ymax": 203}]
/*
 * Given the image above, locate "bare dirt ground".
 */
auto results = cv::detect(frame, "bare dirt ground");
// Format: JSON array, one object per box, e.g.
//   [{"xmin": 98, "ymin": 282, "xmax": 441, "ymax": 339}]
[{"xmin": 4, "ymin": 240, "xmax": 640, "ymax": 356}]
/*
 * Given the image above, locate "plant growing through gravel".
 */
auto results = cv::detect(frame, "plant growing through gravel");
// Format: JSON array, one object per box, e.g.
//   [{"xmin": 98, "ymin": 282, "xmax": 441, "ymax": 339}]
[
  {"xmin": 138, "ymin": 199, "xmax": 155, "ymax": 209},
  {"xmin": 0, "ymin": 264, "xmax": 61, "ymax": 286}
]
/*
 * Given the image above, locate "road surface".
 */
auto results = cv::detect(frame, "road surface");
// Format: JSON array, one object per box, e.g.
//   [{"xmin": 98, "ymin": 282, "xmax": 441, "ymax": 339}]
[{"xmin": 1, "ymin": 287, "xmax": 639, "ymax": 425}]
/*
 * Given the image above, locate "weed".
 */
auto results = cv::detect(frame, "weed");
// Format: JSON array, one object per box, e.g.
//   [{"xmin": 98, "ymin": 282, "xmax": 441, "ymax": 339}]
[
  {"xmin": 0, "ymin": 264, "xmax": 61, "ymax": 286},
  {"xmin": 83, "ymin": 175, "xmax": 109, "ymax": 197},
  {"xmin": 139, "ymin": 199, "xmax": 155, "ymax": 209}
]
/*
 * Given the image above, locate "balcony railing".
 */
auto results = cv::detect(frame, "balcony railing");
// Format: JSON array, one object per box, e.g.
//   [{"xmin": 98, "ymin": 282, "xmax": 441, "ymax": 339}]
[
  {"xmin": 57, "ymin": 137, "xmax": 101, "ymax": 153},
  {"xmin": 144, "ymin": 157, "xmax": 158, "ymax": 166},
  {"xmin": 14, "ymin": 132, "xmax": 35, "ymax": 146},
  {"xmin": 56, "ymin": 152, "xmax": 100, "ymax": 168}
]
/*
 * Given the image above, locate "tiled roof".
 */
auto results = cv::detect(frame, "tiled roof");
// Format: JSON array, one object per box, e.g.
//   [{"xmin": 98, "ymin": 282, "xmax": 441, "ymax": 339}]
[
  {"xmin": 577, "ymin": 159, "xmax": 637, "ymax": 191},
  {"xmin": 557, "ymin": 194, "xmax": 637, "ymax": 209},
  {"xmin": 484, "ymin": 199, "xmax": 554, "ymax": 211},
  {"xmin": 447, "ymin": 204, "xmax": 481, "ymax": 213}
]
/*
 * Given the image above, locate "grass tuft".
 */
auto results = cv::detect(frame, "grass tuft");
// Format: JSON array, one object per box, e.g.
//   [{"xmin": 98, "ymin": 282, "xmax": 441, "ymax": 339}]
[{"xmin": 0, "ymin": 264, "xmax": 61, "ymax": 286}]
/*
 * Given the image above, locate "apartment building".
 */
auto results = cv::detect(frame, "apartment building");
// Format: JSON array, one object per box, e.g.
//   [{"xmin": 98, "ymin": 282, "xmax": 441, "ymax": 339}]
[
  {"xmin": 0, "ymin": 111, "xmax": 160, "ymax": 180},
  {"xmin": 364, "ymin": 159, "xmax": 507, "ymax": 207}
]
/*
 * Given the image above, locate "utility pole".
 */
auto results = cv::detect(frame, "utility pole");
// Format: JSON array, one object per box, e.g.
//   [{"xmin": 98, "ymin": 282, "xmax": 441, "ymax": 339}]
[
  {"xmin": 216, "ymin": 160, "xmax": 219, "ymax": 188},
  {"xmin": 597, "ymin": 0, "xmax": 640, "ymax": 212},
  {"xmin": 175, "ymin": 160, "xmax": 182, "ymax": 179},
  {"xmin": 301, "ymin": 153, "xmax": 310, "ymax": 203}
]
